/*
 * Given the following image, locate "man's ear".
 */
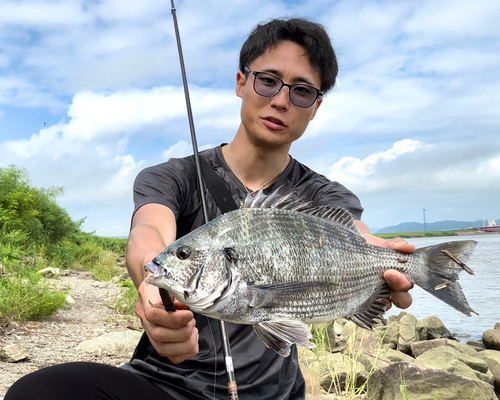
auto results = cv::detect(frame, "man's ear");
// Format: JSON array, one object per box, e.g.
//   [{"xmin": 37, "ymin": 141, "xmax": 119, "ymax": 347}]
[
  {"xmin": 310, "ymin": 97, "xmax": 323, "ymax": 120},
  {"xmin": 235, "ymin": 70, "xmax": 247, "ymax": 99}
]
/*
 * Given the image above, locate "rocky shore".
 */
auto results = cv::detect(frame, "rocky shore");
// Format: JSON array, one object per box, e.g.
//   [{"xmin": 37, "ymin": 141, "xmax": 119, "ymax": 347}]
[
  {"xmin": 302, "ymin": 315, "xmax": 500, "ymax": 399},
  {"xmin": 1, "ymin": 271, "xmax": 499, "ymax": 399}
]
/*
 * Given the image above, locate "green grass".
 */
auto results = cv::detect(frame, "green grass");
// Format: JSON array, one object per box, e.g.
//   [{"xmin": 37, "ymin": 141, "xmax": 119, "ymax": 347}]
[
  {"xmin": 374, "ymin": 227, "xmax": 479, "ymax": 239},
  {"xmin": 0, "ymin": 266, "xmax": 68, "ymax": 321},
  {"xmin": 0, "ymin": 235, "xmax": 129, "ymax": 324},
  {"xmin": 0, "ymin": 166, "xmax": 130, "ymax": 324},
  {"xmin": 114, "ymin": 278, "xmax": 138, "ymax": 315}
]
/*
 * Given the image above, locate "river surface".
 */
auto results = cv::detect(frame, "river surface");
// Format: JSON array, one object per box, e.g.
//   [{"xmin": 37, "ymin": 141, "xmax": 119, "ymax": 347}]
[{"xmin": 386, "ymin": 234, "xmax": 500, "ymax": 342}]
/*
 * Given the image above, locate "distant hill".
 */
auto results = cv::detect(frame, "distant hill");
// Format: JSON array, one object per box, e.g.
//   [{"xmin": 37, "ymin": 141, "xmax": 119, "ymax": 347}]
[{"xmin": 375, "ymin": 219, "xmax": 500, "ymax": 234}]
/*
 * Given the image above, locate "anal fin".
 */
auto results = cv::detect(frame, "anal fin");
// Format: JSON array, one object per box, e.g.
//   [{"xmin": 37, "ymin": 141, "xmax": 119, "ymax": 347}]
[
  {"xmin": 253, "ymin": 320, "xmax": 315, "ymax": 357},
  {"xmin": 347, "ymin": 283, "xmax": 391, "ymax": 330}
]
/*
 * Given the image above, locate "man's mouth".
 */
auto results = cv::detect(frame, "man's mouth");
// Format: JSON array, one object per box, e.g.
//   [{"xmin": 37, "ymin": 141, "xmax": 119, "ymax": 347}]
[{"xmin": 262, "ymin": 116, "xmax": 286, "ymax": 128}]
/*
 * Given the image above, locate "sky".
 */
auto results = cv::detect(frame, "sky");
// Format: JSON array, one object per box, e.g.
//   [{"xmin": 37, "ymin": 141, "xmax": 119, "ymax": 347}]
[{"xmin": 1, "ymin": 0, "xmax": 499, "ymax": 236}]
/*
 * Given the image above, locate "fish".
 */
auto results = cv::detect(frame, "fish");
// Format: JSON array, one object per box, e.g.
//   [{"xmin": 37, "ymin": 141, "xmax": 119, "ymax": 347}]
[{"xmin": 145, "ymin": 189, "xmax": 477, "ymax": 357}]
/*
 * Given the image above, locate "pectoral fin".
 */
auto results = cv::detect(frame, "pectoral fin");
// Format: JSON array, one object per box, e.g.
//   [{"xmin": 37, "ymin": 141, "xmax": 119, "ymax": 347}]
[{"xmin": 253, "ymin": 320, "xmax": 315, "ymax": 357}]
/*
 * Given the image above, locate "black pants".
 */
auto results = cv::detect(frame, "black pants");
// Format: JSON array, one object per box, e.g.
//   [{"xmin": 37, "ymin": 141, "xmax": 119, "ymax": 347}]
[{"xmin": 5, "ymin": 362, "xmax": 177, "ymax": 400}]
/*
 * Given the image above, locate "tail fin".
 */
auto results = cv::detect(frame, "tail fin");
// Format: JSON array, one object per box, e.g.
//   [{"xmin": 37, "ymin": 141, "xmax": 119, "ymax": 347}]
[{"xmin": 413, "ymin": 240, "xmax": 477, "ymax": 316}]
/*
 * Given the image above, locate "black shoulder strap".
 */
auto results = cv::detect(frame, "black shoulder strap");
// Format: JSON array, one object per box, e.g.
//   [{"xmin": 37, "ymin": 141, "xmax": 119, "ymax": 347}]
[{"xmin": 187, "ymin": 155, "xmax": 238, "ymax": 214}]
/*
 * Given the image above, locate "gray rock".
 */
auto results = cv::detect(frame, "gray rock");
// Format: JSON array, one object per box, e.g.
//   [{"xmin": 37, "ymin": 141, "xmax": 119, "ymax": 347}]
[
  {"xmin": 38, "ymin": 267, "xmax": 60, "ymax": 278},
  {"xmin": 367, "ymin": 361, "xmax": 497, "ymax": 400},
  {"xmin": 397, "ymin": 313, "xmax": 417, "ymax": 354},
  {"xmin": 5, "ymin": 321, "xmax": 20, "ymax": 334},
  {"xmin": 411, "ymin": 338, "xmax": 478, "ymax": 358},
  {"xmin": 377, "ymin": 318, "xmax": 399, "ymax": 349},
  {"xmin": 480, "ymin": 349, "xmax": 500, "ymax": 391},
  {"xmin": 76, "ymin": 330, "xmax": 142, "ymax": 355},
  {"xmin": 494, "ymin": 322, "xmax": 500, "ymax": 330},
  {"xmin": 357, "ymin": 350, "xmax": 391, "ymax": 374},
  {"xmin": 466, "ymin": 339, "xmax": 486, "ymax": 351},
  {"xmin": 416, "ymin": 315, "xmax": 453, "ymax": 340},
  {"xmin": 415, "ymin": 345, "xmax": 490, "ymax": 383},
  {"xmin": 308, "ymin": 350, "xmax": 368, "ymax": 394},
  {"xmin": 383, "ymin": 348, "xmax": 414, "ymax": 363},
  {"xmin": 300, "ymin": 364, "xmax": 322, "ymax": 396},
  {"xmin": 0, "ymin": 344, "xmax": 28, "ymax": 363},
  {"xmin": 482, "ymin": 328, "xmax": 500, "ymax": 351}
]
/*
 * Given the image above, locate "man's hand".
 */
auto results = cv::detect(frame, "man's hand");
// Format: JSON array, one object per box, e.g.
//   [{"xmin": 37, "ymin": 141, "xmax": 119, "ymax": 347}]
[
  {"xmin": 135, "ymin": 281, "xmax": 199, "ymax": 364},
  {"xmin": 380, "ymin": 237, "xmax": 415, "ymax": 310}
]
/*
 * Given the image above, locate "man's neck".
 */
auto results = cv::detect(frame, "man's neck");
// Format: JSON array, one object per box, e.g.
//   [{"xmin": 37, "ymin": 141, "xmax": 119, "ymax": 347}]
[{"xmin": 222, "ymin": 136, "xmax": 290, "ymax": 192}]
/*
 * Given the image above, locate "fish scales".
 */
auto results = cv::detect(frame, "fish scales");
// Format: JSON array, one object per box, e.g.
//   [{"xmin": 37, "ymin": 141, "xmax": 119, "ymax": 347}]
[{"xmin": 145, "ymin": 189, "xmax": 477, "ymax": 356}]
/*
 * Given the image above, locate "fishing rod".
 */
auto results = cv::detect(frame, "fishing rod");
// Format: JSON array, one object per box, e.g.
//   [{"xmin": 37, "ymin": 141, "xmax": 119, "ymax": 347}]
[{"xmin": 168, "ymin": 1, "xmax": 239, "ymax": 399}]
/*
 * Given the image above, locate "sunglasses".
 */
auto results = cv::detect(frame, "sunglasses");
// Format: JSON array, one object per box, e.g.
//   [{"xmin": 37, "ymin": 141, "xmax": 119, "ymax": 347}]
[{"xmin": 244, "ymin": 67, "xmax": 323, "ymax": 108}]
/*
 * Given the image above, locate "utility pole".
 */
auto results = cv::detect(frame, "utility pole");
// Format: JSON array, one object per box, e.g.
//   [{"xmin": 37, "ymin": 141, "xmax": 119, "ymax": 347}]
[{"xmin": 423, "ymin": 209, "xmax": 427, "ymax": 232}]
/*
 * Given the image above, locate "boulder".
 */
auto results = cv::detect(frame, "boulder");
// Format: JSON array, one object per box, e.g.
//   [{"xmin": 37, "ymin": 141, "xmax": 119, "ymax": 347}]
[
  {"xmin": 397, "ymin": 313, "xmax": 417, "ymax": 354},
  {"xmin": 76, "ymin": 330, "xmax": 142, "ymax": 355},
  {"xmin": 377, "ymin": 315, "xmax": 400, "ymax": 349},
  {"xmin": 416, "ymin": 315, "xmax": 453, "ymax": 340},
  {"xmin": 38, "ymin": 267, "xmax": 60, "ymax": 278},
  {"xmin": 480, "ymin": 349, "xmax": 500, "ymax": 391},
  {"xmin": 411, "ymin": 338, "xmax": 478, "ymax": 358},
  {"xmin": 308, "ymin": 350, "xmax": 368, "ymax": 394},
  {"xmin": 367, "ymin": 361, "xmax": 497, "ymax": 400},
  {"xmin": 482, "ymin": 328, "xmax": 500, "ymax": 351},
  {"xmin": 415, "ymin": 345, "xmax": 491, "ymax": 384},
  {"xmin": 383, "ymin": 348, "xmax": 414, "ymax": 364},
  {"xmin": 300, "ymin": 363, "xmax": 323, "ymax": 395},
  {"xmin": 466, "ymin": 339, "xmax": 486, "ymax": 351},
  {"xmin": 0, "ymin": 344, "xmax": 28, "ymax": 363}
]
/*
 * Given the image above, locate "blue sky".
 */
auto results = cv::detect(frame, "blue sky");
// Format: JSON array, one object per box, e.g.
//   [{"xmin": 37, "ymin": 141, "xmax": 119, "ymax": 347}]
[{"xmin": 1, "ymin": 0, "xmax": 499, "ymax": 236}]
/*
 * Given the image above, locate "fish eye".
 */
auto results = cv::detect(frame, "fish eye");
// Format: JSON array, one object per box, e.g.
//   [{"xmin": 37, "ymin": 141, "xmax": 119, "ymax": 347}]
[{"xmin": 176, "ymin": 245, "xmax": 191, "ymax": 260}]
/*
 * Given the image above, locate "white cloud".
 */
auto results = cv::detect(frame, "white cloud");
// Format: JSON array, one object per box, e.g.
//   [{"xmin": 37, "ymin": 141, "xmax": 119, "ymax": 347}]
[
  {"xmin": 1, "ymin": 0, "xmax": 499, "ymax": 235},
  {"xmin": 329, "ymin": 139, "xmax": 500, "ymax": 194}
]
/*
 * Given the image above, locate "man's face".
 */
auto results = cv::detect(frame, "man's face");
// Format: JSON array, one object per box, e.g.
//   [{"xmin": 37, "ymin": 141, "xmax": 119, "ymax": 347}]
[{"xmin": 236, "ymin": 40, "xmax": 323, "ymax": 149}]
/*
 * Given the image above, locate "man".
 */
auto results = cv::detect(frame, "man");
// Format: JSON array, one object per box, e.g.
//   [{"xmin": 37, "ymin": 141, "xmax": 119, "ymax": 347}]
[
  {"xmin": 5, "ymin": 17, "xmax": 413, "ymax": 400},
  {"xmin": 123, "ymin": 17, "xmax": 414, "ymax": 399}
]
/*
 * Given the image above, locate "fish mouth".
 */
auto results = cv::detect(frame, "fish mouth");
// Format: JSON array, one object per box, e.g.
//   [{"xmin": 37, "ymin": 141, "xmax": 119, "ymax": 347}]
[
  {"xmin": 144, "ymin": 260, "xmax": 172, "ymax": 289},
  {"xmin": 143, "ymin": 258, "xmax": 236, "ymax": 312},
  {"xmin": 144, "ymin": 261, "xmax": 159, "ymax": 275}
]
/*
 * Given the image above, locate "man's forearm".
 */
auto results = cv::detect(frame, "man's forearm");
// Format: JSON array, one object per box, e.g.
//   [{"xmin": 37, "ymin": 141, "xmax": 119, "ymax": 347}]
[{"xmin": 126, "ymin": 225, "xmax": 168, "ymax": 289}]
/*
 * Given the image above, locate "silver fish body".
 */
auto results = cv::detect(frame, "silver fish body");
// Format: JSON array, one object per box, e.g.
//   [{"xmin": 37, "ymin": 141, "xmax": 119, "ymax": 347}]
[{"xmin": 145, "ymin": 191, "xmax": 476, "ymax": 356}]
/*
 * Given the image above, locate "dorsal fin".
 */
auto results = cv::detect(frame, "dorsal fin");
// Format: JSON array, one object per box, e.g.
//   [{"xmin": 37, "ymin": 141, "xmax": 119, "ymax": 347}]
[{"xmin": 242, "ymin": 187, "xmax": 361, "ymax": 235}]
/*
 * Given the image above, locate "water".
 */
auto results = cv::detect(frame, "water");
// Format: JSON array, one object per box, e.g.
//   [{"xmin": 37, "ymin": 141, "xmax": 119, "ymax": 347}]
[{"xmin": 386, "ymin": 234, "xmax": 500, "ymax": 342}]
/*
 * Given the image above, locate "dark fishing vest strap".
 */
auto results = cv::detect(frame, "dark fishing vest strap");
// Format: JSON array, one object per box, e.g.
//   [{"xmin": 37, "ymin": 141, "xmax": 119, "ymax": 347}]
[{"xmin": 187, "ymin": 155, "xmax": 238, "ymax": 214}]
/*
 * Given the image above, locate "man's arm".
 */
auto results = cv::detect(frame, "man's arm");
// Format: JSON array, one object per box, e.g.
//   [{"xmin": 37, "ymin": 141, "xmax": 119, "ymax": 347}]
[
  {"xmin": 126, "ymin": 203, "xmax": 199, "ymax": 364},
  {"xmin": 355, "ymin": 220, "xmax": 414, "ymax": 310}
]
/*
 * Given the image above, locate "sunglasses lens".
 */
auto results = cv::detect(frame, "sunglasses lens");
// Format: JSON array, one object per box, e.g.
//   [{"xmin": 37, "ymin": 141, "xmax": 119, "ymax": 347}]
[
  {"xmin": 253, "ymin": 72, "xmax": 317, "ymax": 108},
  {"xmin": 289, "ymin": 86, "xmax": 316, "ymax": 108},
  {"xmin": 254, "ymin": 73, "xmax": 281, "ymax": 97}
]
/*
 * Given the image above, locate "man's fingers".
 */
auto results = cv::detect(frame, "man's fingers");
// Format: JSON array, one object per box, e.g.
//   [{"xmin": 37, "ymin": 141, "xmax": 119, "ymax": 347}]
[
  {"xmin": 384, "ymin": 237, "xmax": 416, "ymax": 254},
  {"xmin": 384, "ymin": 269, "xmax": 414, "ymax": 292},
  {"xmin": 144, "ymin": 306, "xmax": 194, "ymax": 329},
  {"xmin": 389, "ymin": 291, "xmax": 413, "ymax": 310}
]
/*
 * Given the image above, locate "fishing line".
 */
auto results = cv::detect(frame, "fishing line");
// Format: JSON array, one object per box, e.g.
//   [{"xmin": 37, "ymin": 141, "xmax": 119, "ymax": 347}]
[{"xmin": 169, "ymin": 1, "xmax": 239, "ymax": 399}]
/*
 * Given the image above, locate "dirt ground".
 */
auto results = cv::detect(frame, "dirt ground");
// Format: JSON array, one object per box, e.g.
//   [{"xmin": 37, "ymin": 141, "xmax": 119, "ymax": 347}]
[{"xmin": 0, "ymin": 271, "xmax": 139, "ymax": 398}]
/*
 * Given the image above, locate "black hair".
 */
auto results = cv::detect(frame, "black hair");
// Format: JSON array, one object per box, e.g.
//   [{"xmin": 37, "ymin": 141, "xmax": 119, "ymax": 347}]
[{"xmin": 239, "ymin": 18, "xmax": 338, "ymax": 93}]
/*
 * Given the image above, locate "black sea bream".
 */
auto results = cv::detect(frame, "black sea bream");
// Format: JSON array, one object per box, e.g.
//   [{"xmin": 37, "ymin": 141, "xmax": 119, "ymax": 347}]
[{"xmin": 145, "ymin": 189, "xmax": 476, "ymax": 356}]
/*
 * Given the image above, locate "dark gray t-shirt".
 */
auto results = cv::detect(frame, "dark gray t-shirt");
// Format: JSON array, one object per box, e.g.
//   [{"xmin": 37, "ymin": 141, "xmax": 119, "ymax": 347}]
[{"xmin": 123, "ymin": 144, "xmax": 363, "ymax": 400}]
